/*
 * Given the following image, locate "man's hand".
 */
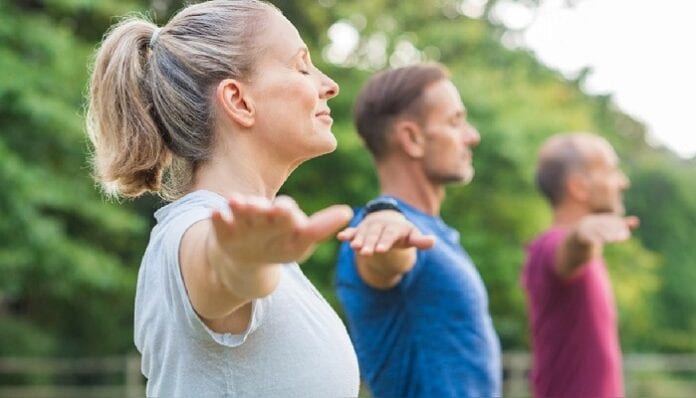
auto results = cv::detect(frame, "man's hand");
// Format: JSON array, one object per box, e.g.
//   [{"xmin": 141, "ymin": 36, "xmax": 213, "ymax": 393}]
[
  {"xmin": 337, "ymin": 210, "xmax": 435, "ymax": 255},
  {"xmin": 574, "ymin": 214, "xmax": 640, "ymax": 246},
  {"xmin": 338, "ymin": 210, "xmax": 435, "ymax": 289},
  {"xmin": 556, "ymin": 214, "xmax": 639, "ymax": 278}
]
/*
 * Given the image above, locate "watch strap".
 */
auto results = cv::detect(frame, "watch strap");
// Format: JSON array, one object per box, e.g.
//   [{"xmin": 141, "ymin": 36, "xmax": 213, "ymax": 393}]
[{"xmin": 364, "ymin": 197, "xmax": 402, "ymax": 214}]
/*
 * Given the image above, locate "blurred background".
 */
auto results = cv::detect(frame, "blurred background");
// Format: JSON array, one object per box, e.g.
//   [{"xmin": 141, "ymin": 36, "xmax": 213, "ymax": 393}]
[{"xmin": 1, "ymin": 0, "xmax": 694, "ymax": 396}]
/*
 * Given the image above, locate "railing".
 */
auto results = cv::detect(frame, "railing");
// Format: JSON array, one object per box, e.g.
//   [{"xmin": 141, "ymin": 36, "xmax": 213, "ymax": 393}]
[
  {"xmin": 0, "ymin": 356, "xmax": 143, "ymax": 398},
  {"xmin": 0, "ymin": 353, "xmax": 694, "ymax": 397},
  {"xmin": 503, "ymin": 352, "xmax": 696, "ymax": 398}
]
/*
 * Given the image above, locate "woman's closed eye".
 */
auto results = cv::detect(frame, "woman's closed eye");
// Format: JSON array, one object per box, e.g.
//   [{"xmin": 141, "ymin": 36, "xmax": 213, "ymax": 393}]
[{"xmin": 298, "ymin": 61, "xmax": 313, "ymax": 75}]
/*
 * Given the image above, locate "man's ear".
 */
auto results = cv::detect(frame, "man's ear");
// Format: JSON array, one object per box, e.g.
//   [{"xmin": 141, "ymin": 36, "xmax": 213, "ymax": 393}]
[
  {"xmin": 566, "ymin": 172, "xmax": 590, "ymax": 203},
  {"xmin": 215, "ymin": 78, "xmax": 255, "ymax": 128},
  {"xmin": 393, "ymin": 119, "xmax": 425, "ymax": 158}
]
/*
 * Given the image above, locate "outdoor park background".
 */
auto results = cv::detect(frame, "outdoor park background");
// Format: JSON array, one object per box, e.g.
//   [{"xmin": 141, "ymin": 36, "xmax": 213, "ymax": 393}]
[{"xmin": 1, "ymin": 0, "xmax": 695, "ymax": 396}]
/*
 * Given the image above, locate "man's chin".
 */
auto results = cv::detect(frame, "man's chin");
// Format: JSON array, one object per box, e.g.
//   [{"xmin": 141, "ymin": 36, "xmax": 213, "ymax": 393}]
[
  {"xmin": 453, "ymin": 168, "xmax": 475, "ymax": 185},
  {"xmin": 461, "ymin": 169, "xmax": 475, "ymax": 185},
  {"xmin": 434, "ymin": 171, "xmax": 475, "ymax": 186},
  {"xmin": 592, "ymin": 206, "xmax": 625, "ymax": 216}
]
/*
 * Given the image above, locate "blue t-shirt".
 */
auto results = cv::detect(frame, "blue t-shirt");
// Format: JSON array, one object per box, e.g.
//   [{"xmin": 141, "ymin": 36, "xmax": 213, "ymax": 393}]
[{"xmin": 335, "ymin": 196, "xmax": 501, "ymax": 398}]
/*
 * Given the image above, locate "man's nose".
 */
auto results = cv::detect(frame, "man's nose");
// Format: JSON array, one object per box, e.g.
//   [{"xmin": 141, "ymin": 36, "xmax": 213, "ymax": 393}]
[
  {"xmin": 620, "ymin": 171, "xmax": 630, "ymax": 190},
  {"xmin": 464, "ymin": 124, "xmax": 481, "ymax": 147}
]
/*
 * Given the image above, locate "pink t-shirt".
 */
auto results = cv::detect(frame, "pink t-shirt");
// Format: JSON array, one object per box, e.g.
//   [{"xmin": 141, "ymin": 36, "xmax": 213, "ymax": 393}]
[{"xmin": 521, "ymin": 227, "xmax": 623, "ymax": 398}]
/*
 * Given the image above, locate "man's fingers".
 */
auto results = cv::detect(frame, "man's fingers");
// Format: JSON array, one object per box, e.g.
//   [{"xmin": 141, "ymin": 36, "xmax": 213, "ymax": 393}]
[
  {"xmin": 362, "ymin": 225, "xmax": 436, "ymax": 253},
  {"xmin": 625, "ymin": 216, "xmax": 640, "ymax": 230},
  {"xmin": 379, "ymin": 227, "xmax": 436, "ymax": 251},
  {"xmin": 373, "ymin": 226, "xmax": 403, "ymax": 253},
  {"xmin": 359, "ymin": 224, "xmax": 386, "ymax": 256},
  {"xmin": 582, "ymin": 214, "xmax": 638, "ymax": 245},
  {"xmin": 350, "ymin": 222, "xmax": 387, "ymax": 251},
  {"xmin": 407, "ymin": 231, "xmax": 436, "ymax": 249},
  {"xmin": 607, "ymin": 216, "xmax": 636, "ymax": 242},
  {"xmin": 302, "ymin": 205, "xmax": 354, "ymax": 241},
  {"xmin": 604, "ymin": 228, "xmax": 629, "ymax": 243},
  {"xmin": 337, "ymin": 227, "xmax": 357, "ymax": 241}
]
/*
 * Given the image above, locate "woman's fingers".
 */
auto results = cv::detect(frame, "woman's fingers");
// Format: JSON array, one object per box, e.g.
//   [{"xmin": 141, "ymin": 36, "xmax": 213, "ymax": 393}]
[
  {"xmin": 226, "ymin": 194, "xmax": 302, "ymax": 231},
  {"xmin": 227, "ymin": 195, "xmax": 266, "ymax": 228},
  {"xmin": 210, "ymin": 210, "xmax": 230, "ymax": 236},
  {"xmin": 303, "ymin": 204, "xmax": 353, "ymax": 242}
]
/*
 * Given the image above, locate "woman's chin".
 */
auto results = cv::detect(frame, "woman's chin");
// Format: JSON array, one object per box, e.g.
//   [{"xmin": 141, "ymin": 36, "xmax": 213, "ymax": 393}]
[
  {"xmin": 312, "ymin": 132, "xmax": 338, "ymax": 155},
  {"xmin": 294, "ymin": 130, "xmax": 337, "ymax": 163}
]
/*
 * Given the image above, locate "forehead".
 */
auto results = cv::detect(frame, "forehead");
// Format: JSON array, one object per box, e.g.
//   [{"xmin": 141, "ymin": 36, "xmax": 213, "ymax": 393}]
[
  {"xmin": 258, "ymin": 11, "xmax": 306, "ymax": 60},
  {"xmin": 584, "ymin": 138, "xmax": 619, "ymax": 169},
  {"xmin": 422, "ymin": 79, "xmax": 465, "ymax": 115}
]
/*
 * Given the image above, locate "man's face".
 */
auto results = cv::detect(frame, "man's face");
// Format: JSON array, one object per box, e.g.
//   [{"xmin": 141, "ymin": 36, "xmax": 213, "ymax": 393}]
[
  {"xmin": 420, "ymin": 79, "xmax": 481, "ymax": 185},
  {"xmin": 583, "ymin": 142, "xmax": 630, "ymax": 215}
]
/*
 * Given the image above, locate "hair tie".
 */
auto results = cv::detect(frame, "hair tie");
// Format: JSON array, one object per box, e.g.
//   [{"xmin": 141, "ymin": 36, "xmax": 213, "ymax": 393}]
[{"xmin": 149, "ymin": 27, "xmax": 162, "ymax": 49}]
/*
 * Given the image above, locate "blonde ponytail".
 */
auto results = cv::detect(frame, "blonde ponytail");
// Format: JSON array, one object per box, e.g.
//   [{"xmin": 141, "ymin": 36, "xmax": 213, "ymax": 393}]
[
  {"xmin": 87, "ymin": 18, "xmax": 169, "ymax": 197},
  {"xmin": 86, "ymin": 1, "xmax": 276, "ymax": 200}
]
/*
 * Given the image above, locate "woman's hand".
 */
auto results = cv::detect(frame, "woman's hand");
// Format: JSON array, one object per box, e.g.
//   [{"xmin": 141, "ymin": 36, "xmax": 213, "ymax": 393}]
[
  {"xmin": 211, "ymin": 194, "xmax": 353, "ymax": 267},
  {"xmin": 181, "ymin": 194, "xmax": 352, "ymax": 328}
]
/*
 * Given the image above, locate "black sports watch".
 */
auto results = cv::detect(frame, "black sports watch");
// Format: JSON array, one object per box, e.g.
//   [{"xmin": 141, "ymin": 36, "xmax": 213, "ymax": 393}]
[{"xmin": 364, "ymin": 197, "xmax": 402, "ymax": 215}]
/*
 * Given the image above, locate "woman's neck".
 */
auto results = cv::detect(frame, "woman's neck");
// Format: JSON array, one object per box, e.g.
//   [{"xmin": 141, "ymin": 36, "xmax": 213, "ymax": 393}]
[{"xmin": 192, "ymin": 137, "xmax": 291, "ymax": 199}]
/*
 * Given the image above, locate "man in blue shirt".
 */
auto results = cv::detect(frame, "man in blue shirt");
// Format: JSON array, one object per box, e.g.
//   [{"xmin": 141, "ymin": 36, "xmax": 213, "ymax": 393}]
[{"xmin": 336, "ymin": 63, "xmax": 501, "ymax": 397}]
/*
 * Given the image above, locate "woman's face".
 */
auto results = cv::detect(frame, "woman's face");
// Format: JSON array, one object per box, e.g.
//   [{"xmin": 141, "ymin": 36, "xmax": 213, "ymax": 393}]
[{"xmin": 246, "ymin": 10, "xmax": 339, "ymax": 166}]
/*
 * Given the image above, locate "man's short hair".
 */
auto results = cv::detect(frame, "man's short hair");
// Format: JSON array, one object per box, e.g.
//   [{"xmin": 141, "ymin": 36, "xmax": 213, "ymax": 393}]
[
  {"xmin": 535, "ymin": 133, "xmax": 596, "ymax": 206},
  {"xmin": 536, "ymin": 155, "xmax": 579, "ymax": 206},
  {"xmin": 353, "ymin": 63, "xmax": 449, "ymax": 160}
]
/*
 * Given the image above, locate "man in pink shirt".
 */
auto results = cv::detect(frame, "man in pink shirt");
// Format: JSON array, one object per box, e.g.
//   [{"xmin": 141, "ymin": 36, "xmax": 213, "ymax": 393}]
[{"xmin": 522, "ymin": 132, "xmax": 639, "ymax": 398}]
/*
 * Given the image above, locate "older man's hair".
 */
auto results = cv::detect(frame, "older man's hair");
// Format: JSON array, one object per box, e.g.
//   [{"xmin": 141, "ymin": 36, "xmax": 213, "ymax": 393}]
[
  {"xmin": 535, "ymin": 133, "xmax": 602, "ymax": 206},
  {"xmin": 353, "ymin": 63, "xmax": 449, "ymax": 160}
]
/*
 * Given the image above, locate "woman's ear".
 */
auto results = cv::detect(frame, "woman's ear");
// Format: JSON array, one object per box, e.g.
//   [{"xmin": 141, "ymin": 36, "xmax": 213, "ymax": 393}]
[
  {"xmin": 393, "ymin": 119, "xmax": 426, "ymax": 158},
  {"xmin": 215, "ymin": 78, "xmax": 255, "ymax": 128}
]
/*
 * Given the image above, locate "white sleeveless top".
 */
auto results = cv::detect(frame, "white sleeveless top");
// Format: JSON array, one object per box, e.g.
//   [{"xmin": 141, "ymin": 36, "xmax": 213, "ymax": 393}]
[{"xmin": 134, "ymin": 190, "xmax": 359, "ymax": 397}]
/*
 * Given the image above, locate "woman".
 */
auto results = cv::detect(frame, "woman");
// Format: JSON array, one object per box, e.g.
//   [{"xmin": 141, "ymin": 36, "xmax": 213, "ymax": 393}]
[{"xmin": 86, "ymin": 1, "xmax": 359, "ymax": 396}]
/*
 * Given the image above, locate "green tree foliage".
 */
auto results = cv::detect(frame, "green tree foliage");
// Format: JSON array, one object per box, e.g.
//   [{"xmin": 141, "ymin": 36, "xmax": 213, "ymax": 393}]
[
  {"xmin": 625, "ymin": 160, "xmax": 696, "ymax": 351},
  {"xmin": 1, "ymin": 0, "xmax": 694, "ymax": 359},
  {"xmin": 0, "ymin": 0, "xmax": 151, "ymax": 356},
  {"xmin": 281, "ymin": 0, "xmax": 696, "ymax": 352}
]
